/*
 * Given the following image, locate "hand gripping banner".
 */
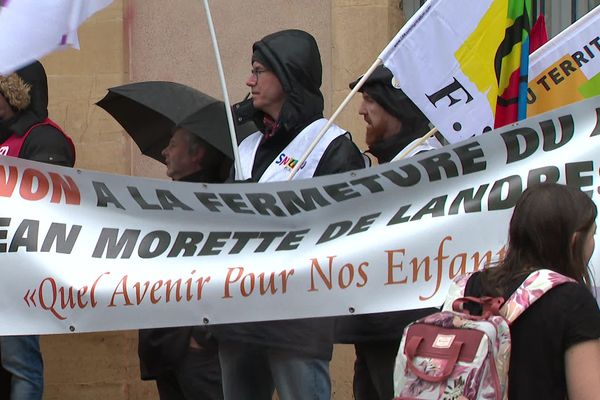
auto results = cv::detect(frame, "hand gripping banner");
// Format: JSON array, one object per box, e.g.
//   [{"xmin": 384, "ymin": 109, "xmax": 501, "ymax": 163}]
[{"xmin": 1, "ymin": 96, "xmax": 600, "ymax": 335}]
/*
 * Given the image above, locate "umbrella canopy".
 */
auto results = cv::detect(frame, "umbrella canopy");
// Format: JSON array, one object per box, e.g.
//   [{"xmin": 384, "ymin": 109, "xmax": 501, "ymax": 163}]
[{"xmin": 96, "ymin": 81, "xmax": 255, "ymax": 163}]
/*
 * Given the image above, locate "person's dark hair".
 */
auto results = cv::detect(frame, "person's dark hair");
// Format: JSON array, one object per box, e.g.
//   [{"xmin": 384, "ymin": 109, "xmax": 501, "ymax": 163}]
[
  {"xmin": 182, "ymin": 129, "xmax": 231, "ymax": 183},
  {"xmin": 481, "ymin": 183, "xmax": 597, "ymax": 295}
]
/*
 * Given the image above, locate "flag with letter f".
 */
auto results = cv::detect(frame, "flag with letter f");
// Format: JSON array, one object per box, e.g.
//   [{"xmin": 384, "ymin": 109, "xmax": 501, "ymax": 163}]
[{"xmin": 379, "ymin": 0, "xmax": 532, "ymax": 143}]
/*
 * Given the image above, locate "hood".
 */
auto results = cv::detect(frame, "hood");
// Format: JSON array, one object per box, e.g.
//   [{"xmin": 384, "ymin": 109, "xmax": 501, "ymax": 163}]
[
  {"xmin": 252, "ymin": 29, "xmax": 324, "ymax": 133},
  {"xmin": 350, "ymin": 65, "xmax": 429, "ymax": 134},
  {"xmin": 10, "ymin": 61, "xmax": 49, "ymax": 136},
  {"xmin": 0, "ymin": 73, "xmax": 31, "ymax": 110}
]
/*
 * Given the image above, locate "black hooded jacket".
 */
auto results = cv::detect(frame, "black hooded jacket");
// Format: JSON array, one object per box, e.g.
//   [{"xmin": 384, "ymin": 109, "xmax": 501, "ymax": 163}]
[
  {"xmin": 238, "ymin": 29, "xmax": 364, "ymax": 180},
  {"xmin": 215, "ymin": 30, "xmax": 365, "ymax": 359},
  {"xmin": 0, "ymin": 61, "xmax": 74, "ymax": 167}
]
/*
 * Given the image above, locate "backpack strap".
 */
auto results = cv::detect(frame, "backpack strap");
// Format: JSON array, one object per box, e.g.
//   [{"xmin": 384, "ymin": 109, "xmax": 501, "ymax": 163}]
[
  {"xmin": 500, "ymin": 269, "xmax": 576, "ymax": 324},
  {"xmin": 441, "ymin": 273, "xmax": 472, "ymax": 312}
]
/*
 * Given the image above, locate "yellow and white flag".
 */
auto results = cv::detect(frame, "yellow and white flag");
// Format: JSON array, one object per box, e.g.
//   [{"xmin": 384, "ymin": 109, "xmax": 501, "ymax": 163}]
[{"xmin": 379, "ymin": 0, "xmax": 528, "ymax": 142}]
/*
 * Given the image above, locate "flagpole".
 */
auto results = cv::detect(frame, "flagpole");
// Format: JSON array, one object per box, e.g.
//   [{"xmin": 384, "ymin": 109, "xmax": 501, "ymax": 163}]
[
  {"xmin": 287, "ymin": 58, "xmax": 383, "ymax": 180},
  {"xmin": 201, "ymin": 0, "xmax": 243, "ymax": 179},
  {"xmin": 391, "ymin": 127, "xmax": 438, "ymax": 162}
]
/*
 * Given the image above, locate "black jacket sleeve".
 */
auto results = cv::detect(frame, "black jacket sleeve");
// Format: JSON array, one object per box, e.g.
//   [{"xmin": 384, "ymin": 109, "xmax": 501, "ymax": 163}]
[
  {"xmin": 20, "ymin": 125, "xmax": 75, "ymax": 167},
  {"xmin": 314, "ymin": 133, "xmax": 366, "ymax": 177}
]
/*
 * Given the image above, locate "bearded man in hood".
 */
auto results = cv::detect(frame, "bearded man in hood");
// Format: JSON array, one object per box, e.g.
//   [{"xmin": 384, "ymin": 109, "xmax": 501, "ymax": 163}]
[{"xmin": 335, "ymin": 65, "xmax": 441, "ymax": 400}]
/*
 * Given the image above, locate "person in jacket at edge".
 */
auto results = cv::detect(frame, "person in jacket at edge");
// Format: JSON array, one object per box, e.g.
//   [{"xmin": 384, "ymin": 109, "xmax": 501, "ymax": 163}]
[
  {"xmin": 138, "ymin": 123, "xmax": 231, "ymax": 400},
  {"xmin": 0, "ymin": 61, "xmax": 75, "ymax": 400},
  {"xmin": 214, "ymin": 29, "xmax": 365, "ymax": 400},
  {"xmin": 335, "ymin": 65, "xmax": 441, "ymax": 400}
]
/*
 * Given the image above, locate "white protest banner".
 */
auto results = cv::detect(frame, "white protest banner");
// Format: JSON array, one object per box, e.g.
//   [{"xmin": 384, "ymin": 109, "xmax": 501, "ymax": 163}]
[
  {"xmin": 379, "ymin": 0, "xmax": 521, "ymax": 142},
  {"xmin": 0, "ymin": 0, "xmax": 113, "ymax": 74},
  {"xmin": 527, "ymin": 5, "xmax": 600, "ymax": 117},
  {"xmin": 1, "ymin": 96, "xmax": 600, "ymax": 335}
]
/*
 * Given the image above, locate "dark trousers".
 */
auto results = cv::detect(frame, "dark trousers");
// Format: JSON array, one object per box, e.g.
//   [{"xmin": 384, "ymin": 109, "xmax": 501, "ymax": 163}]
[
  {"xmin": 0, "ymin": 363, "xmax": 9, "ymax": 400},
  {"xmin": 155, "ymin": 346, "xmax": 223, "ymax": 400},
  {"xmin": 353, "ymin": 339, "xmax": 401, "ymax": 400}
]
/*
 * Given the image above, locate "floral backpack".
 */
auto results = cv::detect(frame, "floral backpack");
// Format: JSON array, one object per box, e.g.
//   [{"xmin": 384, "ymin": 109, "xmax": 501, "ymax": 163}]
[{"xmin": 393, "ymin": 269, "xmax": 574, "ymax": 400}]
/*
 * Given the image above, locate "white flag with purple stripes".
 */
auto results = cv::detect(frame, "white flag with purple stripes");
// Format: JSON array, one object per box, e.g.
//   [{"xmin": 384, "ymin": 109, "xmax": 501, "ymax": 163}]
[{"xmin": 0, "ymin": 0, "xmax": 113, "ymax": 75}]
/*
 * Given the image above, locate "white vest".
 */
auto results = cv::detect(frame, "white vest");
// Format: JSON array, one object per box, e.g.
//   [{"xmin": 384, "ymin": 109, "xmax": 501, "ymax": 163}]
[{"xmin": 237, "ymin": 118, "xmax": 346, "ymax": 182}]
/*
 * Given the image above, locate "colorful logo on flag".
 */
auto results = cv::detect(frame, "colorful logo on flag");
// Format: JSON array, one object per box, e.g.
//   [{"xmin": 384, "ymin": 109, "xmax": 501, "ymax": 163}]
[
  {"xmin": 456, "ymin": 0, "xmax": 532, "ymax": 128},
  {"xmin": 494, "ymin": 0, "xmax": 532, "ymax": 126}
]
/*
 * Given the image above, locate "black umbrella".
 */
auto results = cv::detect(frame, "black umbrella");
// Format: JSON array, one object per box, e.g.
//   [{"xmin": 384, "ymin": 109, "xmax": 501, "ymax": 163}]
[{"xmin": 96, "ymin": 81, "xmax": 255, "ymax": 163}]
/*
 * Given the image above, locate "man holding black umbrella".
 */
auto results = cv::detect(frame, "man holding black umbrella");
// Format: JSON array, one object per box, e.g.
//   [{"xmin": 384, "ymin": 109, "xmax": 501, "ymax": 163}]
[
  {"xmin": 138, "ymin": 125, "xmax": 230, "ymax": 400},
  {"xmin": 97, "ymin": 79, "xmax": 243, "ymax": 400}
]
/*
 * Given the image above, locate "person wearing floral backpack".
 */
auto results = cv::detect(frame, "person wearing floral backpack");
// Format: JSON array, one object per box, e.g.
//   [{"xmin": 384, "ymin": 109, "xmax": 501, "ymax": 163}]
[
  {"xmin": 465, "ymin": 183, "xmax": 600, "ymax": 399},
  {"xmin": 396, "ymin": 183, "xmax": 600, "ymax": 400}
]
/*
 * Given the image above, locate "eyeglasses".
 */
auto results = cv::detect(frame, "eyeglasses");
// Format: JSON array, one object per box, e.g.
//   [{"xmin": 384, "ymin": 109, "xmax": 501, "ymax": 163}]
[{"xmin": 250, "ymin": 68, "xmax": 268, "ymax": 80}]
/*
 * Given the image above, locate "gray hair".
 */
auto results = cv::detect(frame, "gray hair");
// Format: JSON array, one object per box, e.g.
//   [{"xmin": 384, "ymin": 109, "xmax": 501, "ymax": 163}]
[
  {"xmin": 175, "ymin": 127, "xmax": 231, "ymax": 182},
  {"xmin": 180, "ymin": 128, "xmax": 205, "ymax": 158}
]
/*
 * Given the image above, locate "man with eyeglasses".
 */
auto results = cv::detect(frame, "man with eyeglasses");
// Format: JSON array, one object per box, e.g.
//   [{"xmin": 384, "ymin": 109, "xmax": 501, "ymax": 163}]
[{"xmin": 214, "ymin": 29, "xmax": 365, "ymax": 400}]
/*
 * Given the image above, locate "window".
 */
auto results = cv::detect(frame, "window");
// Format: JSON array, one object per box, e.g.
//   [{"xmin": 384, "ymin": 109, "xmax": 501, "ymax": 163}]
[{"xmin": 539, "ymin": 0, "xmax": 600, "ymax": 37}]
